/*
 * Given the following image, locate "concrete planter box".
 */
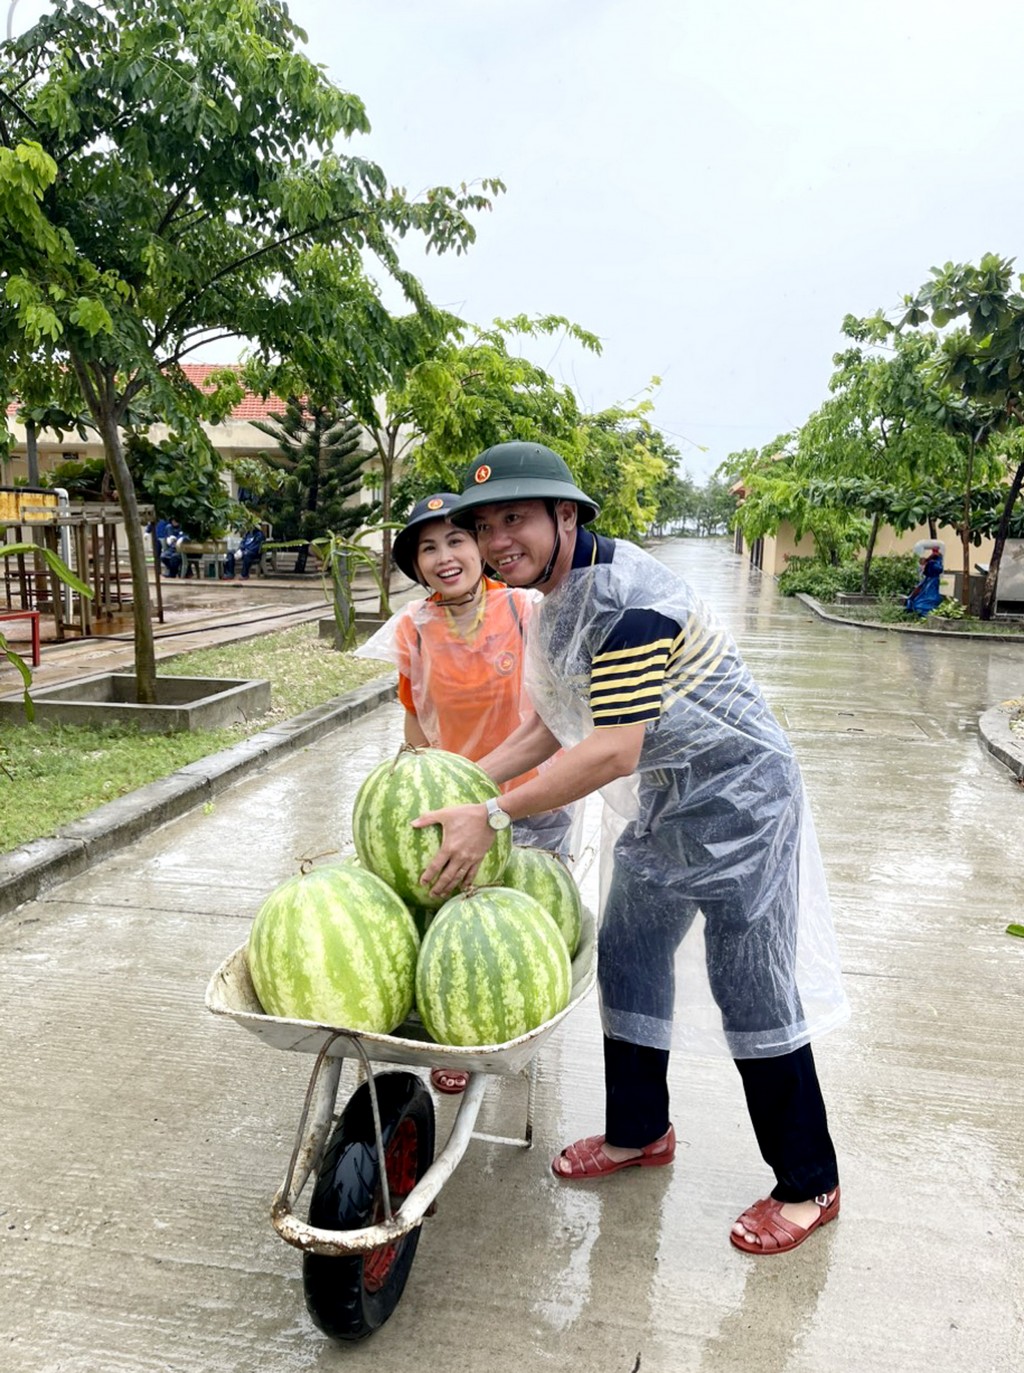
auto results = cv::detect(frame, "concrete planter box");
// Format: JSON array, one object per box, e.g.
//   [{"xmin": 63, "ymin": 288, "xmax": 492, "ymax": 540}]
[
  {"xmin": 835, "ymin": 592, "xmax": 879, "ymax": 606},
  {"xmin": 0, "ymin": 672, "xmax": 271, "ymax": 733},
  {"xmin": 319, "ymin": 614, "xmax": 387, "ymax": 647}
]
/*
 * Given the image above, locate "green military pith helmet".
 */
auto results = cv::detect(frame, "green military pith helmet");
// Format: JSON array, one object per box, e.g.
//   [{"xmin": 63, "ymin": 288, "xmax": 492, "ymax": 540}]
[
  {"xmin": 391, "ymin": 492, "xmax": 462, "ymax": 583},
  {"xmin": 450, "ymin": 442, "xmax": 600, "ymax": 528}
]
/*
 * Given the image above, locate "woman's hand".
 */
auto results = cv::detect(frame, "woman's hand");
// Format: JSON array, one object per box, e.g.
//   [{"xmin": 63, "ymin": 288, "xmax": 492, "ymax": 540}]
[{"xmin": 414, "ymin": 803, "xmax": 494, "ymax": 900}]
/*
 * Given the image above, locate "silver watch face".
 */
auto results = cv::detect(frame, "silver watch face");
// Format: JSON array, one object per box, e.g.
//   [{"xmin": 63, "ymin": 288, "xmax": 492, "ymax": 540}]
[{"xmin": 487, "ymin": 799, "xmax": 511, "ymax": 830}]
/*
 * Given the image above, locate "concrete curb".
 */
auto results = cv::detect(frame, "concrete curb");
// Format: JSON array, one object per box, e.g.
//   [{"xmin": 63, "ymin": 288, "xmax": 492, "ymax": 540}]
[
  {"xmin": 0, "ymin": 673, "xmax": 399, "ymax": 919},
  {"xmin": 794, "ymin": 592, "xmax": 1024, "ymax": 643},
  {"xmin": 977, "ymin": 702, "xmax": 1024, "ymax": 780}
]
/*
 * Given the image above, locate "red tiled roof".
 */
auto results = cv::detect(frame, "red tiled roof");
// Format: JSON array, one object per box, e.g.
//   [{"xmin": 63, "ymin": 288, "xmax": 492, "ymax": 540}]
[
  {"xmin": 4, "ymin": 364, "xmax": 285, "ymax": 425},
  {"xmin": 176, "ymin": 364, "xmax": 285, "ymax": 422}
]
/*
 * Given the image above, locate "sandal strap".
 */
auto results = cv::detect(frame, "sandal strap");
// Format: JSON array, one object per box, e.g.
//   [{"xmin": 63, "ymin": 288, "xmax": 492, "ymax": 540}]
[{"xmin": 558, "ymin": 1134, "xmax": 609, "ymax": 1176}]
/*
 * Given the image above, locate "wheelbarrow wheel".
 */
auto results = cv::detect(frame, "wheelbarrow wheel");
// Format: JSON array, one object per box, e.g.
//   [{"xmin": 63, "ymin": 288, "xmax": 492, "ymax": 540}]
[{"xmin": 302, "ymin": 1070, "xmax": 435, "ymax": 1341}]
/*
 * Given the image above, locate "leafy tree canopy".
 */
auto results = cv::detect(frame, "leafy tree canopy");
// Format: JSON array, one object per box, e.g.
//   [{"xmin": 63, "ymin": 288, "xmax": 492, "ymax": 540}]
[{"xmin": 0, "ymin": 0, "xmax": 500, "ymax": 695}]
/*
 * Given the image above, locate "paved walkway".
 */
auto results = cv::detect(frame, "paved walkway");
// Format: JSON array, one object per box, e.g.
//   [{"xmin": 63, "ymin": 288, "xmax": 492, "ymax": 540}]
[{"xmin": 1, "ymin": 540, "xmax": 1022, "ymax": 1373}]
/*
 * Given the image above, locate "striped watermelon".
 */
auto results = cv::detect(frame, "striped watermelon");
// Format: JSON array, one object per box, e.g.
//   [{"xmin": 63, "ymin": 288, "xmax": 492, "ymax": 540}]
[
  {"xmin": 415, "ymin": 887, "xmax": 572, "ymax": 1046},
  {"xmin": 501, "ymin": 846, "xmax": 583, "ymax": 957},
  {"xmin": 247, "ymin": 863, "xmax": 419, "ymax": 1033},
  {"xmin": 353, "ymin": 747, "xmax": 511, "ymax": 909}
]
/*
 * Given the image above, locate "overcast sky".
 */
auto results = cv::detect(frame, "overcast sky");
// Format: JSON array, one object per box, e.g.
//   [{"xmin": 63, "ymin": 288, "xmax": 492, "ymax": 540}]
[{"xmin": 13, "ymin": 0, "xmax": 1024, "ymax": 480}]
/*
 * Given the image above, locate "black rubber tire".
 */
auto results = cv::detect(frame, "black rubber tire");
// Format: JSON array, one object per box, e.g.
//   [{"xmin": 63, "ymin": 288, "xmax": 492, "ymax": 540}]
[{"xmin": 302, "ymin": 1071, "xmax": 435, "ymax": 1341}]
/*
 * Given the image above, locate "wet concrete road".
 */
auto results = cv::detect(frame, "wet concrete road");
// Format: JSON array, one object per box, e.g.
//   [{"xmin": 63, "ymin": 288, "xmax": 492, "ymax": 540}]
[{"xmin": 2, "ymin": 539, "xmax": 1022, "ymax": 1373}]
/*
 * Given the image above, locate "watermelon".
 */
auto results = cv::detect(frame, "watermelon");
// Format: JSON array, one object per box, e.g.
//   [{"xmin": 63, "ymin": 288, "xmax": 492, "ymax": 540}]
[
  {"xmin": 405, "ymin": 903, "xmax": 436, "ymax": 940},
  {"xmin": 353, "ymin": 747, "xmax": 511, "ymax": 909},
  {"xmin": 501, "ymin": 846, "xmax": 583, "ymax": 957},
  {"xmin": 415, "ymin": 887, "xmax": 572, "ymax": 1047},
  {"xmin": 247, "ymin": 863, "xmax": 419, "ymax": 1033}
]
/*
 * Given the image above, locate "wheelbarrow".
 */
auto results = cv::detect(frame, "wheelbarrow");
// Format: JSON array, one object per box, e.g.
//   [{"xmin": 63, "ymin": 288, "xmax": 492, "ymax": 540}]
[{"xmin": 204, "ymin": 906, "xmax": 596, "ymax": 1342}]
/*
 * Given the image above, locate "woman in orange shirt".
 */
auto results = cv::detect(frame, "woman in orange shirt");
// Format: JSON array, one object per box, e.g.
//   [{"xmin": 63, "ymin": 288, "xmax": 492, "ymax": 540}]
[
  {"xmin": 358, "ymin": 492, "xmax": 576, "ymax": 848},
  {"xmin": 356, "ymin": 493, "xmax": 578, "ymax": 1091}
]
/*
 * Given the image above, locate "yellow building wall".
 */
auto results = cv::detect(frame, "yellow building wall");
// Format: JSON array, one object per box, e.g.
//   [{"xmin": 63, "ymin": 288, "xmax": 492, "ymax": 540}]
[{"xmin": 749, "ymin": 521, "xmax": 995, "ymax": 579}]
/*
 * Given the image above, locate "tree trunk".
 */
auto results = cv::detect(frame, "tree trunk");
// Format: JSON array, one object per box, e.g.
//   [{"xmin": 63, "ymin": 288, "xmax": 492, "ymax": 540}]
[
  {"xmin": 861, "ymin": 512, "xmax": 880, "ymax": 594},
  {"xmin": 377, "ymin": 428, "xmax": 398, "ymax": 617},
  {"xmin": 960, "ymin": 435, "xmax": 975, "ymax": 608},
  {"xmin": 25, "ymin": 419, "xmax": 40, "ymax": 486},
  {"xmin": 980, "ymin": 457, "xmax": 1024, "ymax": 620},
  {"xmin": 98, "ymin": 408, "xmax": 158, "ymax": 701}
]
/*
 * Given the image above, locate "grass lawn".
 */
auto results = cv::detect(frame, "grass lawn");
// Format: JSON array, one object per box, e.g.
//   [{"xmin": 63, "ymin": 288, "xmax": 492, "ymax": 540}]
[{"xmin": 0, "ymin": 623, "xmax": 391, "ymax": 854}]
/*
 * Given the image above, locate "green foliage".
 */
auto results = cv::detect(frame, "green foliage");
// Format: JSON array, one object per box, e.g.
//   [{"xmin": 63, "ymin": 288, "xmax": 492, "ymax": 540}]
[
  {"xmin": 43, "ymin": 457, "xmax": 109, "ymax": 500},
  {"xmin": 861, "ymin": 553, "xmax": 921, "ymax": 598},
  {"xmin": 254, "ymin": 399, "xmax": 375, "ymax": 549},
  {"xmin": 0, "ymin": 0, "xmax": 500, "ymax": 694},
  {"xmin": 893, "ymin": 254, "xmax": 1024, "ymax": 616},
  {"xmin": 929, "ymin": 596, "xmax": 968, "ymax": 620},
  {"xmin": 126, "ymin": 431, "xmax": 242, "ymax": 540},
  {"xmin": 575, "ymin": 400, "xmax": 668, "ymax": 540},
  {"xmin": 0, "ymin": 538, "xmax": 94, "ymax": 716},
  {"xmin": 398, "ymin": 315, "xmax": 597, "ymax": 489},
  {"xmin": 777, "ymin": 553, "xmax": 920, "ymax": 601},
  {"xmin": 307, "ymin": 526, "xmax": 400, "ymax": 645},
  {"xmin": 776, "ymin": 559, "xmax": 848, "ymax": 600}
]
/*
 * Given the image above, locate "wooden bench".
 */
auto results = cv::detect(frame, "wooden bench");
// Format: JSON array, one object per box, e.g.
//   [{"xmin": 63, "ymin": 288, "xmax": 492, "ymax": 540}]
[
  {"xmin": 261, "ymin": 546, "xmax": 319, "ymax": 576},
  {"xmin": 0, "ymin": 609, "xmax": 42, "ymax": 666}
]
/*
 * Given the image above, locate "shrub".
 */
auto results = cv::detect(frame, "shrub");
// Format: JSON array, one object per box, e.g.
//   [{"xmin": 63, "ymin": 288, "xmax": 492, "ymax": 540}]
[
  {"xmin": 777, "ymin": 553, "xmax": 921, "ymax": 602},
  {"xmin": 863, "ymin": 554, "xmax": 920, "ymax": 598},
  {"xmin": 776, "ymin": 558, "xmax": 847, "ymax": 600},
  {"xmin": 929, "ymin": 597, "xmax": 968, "ymax": 620}
]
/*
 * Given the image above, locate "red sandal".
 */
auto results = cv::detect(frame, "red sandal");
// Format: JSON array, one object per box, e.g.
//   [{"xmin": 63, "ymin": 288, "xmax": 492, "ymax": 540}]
[
  {"xmin": 730, "ymin": 1186, "xmax": 841, "ymax": 1255},
  {"xmin": 551, "ymin": 1125, "xmax": 676, "ymax": 1180},
  {"xmin": 430, "ymin": 1068, "xmax": 469, "ymax": 1095}
]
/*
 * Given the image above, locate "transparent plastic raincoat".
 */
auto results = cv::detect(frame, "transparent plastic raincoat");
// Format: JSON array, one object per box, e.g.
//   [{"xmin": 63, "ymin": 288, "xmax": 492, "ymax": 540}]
[
  {"xmin": 524, "ymin": 540, "xmax": 850, "ymax": 1059},
  {"xmin": 356, "ymin": 578, "xmax": 579, "ymax": 855}
]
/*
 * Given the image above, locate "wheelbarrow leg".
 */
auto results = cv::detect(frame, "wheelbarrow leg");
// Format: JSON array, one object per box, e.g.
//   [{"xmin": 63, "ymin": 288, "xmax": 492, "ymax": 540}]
[{"xmin": 470, "ymin": 1059, "xmax": 539, "ymax": 1150}]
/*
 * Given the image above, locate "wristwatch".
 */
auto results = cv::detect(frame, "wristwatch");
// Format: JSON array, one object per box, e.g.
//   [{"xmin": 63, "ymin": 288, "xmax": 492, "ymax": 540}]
[{"xmin": 485, "ymin": 796, "xmax": 512, "ymax": 831}]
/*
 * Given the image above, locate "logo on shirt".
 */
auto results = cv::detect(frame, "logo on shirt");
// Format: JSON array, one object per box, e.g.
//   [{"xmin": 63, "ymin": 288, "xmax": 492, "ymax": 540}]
[
  {"xmin": 426, "ymin": 497, "xmax": 445, "ymax": 511},
  {"xmin": 474, "ymin": 464, "xmax": 492, "ymax": 484},
  {"xmin": 494, "ymin": 650, "xmax": 516, "ymax": 676}
]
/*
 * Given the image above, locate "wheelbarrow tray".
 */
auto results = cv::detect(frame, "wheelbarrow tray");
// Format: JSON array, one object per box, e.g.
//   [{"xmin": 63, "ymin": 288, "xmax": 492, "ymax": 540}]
[{"xmin": 205, "ymin": 905, "xmax": 596, "ymax": 1078}]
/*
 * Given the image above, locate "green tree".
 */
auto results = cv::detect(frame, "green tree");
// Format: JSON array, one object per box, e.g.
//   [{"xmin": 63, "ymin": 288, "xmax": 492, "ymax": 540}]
[
  {"xmin": 399, "ymin": 314, "xmax": 598, "ymax": 481},
  {"xmin": 692, "ymin": 475, "xmax": 736, "ymax": 537},
  {"xmin": 895, "ymin": 253, "xmax": 1024, "ymax": 617},
  {"xmin": 797, "ymin": 323, "xmax": 963, "ymax": 591},
  {"xmin": 574, "ymin": 402, "xmax": 668, "ymax": 539},
  {"xmin": 645, "ymin": 439, "xmax": 695, "ymax": 535},
  {"xmin": 254, "ymin": 399, "xmax": 372, "ymax": 566},
  {"xmin": 721, "ymin": 435, "xmax": 870, "ymax": 566},
  {"xmin": 0, "ymin": 0, "xmax": 498, "ymax": 699}
]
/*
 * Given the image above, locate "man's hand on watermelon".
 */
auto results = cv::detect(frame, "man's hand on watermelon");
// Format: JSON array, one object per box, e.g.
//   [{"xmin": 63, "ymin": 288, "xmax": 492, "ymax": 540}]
[{"xmin": 415, "ymin": 802, "xmax": 494, "ymax": 899}]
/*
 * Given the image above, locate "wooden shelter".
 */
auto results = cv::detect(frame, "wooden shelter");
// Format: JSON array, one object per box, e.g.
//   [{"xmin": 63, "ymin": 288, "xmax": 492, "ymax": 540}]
[{"xmin": 1, "ymin": 486, "xmax": 160, "ymax": 641}]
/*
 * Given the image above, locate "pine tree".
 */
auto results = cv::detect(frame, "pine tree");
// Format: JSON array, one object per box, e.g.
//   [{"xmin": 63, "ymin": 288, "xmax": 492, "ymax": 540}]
[{"xmin": 254, "ymin": 400, "xmax": 378, "ymax": 570}]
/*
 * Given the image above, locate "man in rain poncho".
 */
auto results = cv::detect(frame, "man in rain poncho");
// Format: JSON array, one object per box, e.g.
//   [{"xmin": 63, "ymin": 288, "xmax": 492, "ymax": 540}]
[{"xmin": 416, "ymin": 442, "xmax": 849, "ymax": 1255}]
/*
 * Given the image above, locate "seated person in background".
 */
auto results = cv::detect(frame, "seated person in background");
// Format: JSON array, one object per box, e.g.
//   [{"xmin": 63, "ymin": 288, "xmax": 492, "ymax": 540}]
[
  {"xmin": 223, "ymin": 525, "xmax": 265, "ymax": 580},
  {"xmin": 146, "ymin": 517, "xmax": 171, "ymax": 560},
  {"xmin": 160, "ymin": 520, "xmax": 188, "ymax": 578}
]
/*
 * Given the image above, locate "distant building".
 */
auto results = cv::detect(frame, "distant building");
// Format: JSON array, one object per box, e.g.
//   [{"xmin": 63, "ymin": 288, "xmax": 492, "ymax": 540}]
[{"xmin": 1, "ymin": 364, "xmax": 391, "ymax": 511}]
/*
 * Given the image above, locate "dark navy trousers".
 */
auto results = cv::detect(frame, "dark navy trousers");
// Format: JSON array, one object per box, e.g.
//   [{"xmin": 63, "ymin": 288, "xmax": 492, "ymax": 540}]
[{"xmin": 603, "ymin": 1035, "xmax": 838, "ymax": 1202}]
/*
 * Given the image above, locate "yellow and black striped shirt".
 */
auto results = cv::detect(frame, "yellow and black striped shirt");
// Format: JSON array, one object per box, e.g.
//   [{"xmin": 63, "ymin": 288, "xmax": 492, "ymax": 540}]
[{"xmin": 590, "ymin": 608, "xmax": 683, "ymax": 727}]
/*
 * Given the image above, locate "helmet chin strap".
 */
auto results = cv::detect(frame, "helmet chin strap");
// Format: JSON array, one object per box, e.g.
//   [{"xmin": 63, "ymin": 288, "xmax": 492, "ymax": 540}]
[
  {"xmin": 518, "ymin": 501, "xmax": 561, "ymax": 588},
  {"xmin": 437, "ymin": 571, "xmax": 484, "ymax": 606}
]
